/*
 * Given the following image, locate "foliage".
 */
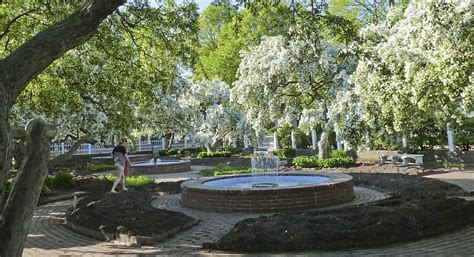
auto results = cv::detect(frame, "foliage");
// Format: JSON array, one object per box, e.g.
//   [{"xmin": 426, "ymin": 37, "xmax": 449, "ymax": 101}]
[
  {"xmin": 222, "ymin": 147, "xmax": 242, "ymax": 155},
  {"xmin": 178, "ymin": 147, "xmax": 205, "ymax": 156},
  {"xmin": 352, "ymin": 1, "xmax": 473, "ymax": 135},
  {"xmin": 330, "ymin": 149, "xmax": 348, "ymax": 158},
  {"xmin": 194, "ymin": 2, "xmax": 293, "ymax": 84},
  {"xmin": 273, "ymin": 148, "xmax": 296, "ymax": 158},
  {"xmin": 455, "ymin": 117, "xmax": 474, "ymax": 151},
  {"xmin": 199, "ymin": 163, "xmax": 250, "ymax": 176},
  {"xmin": 292, "ymin": 156, "xmax": 319, "ymax": 168},
  {"xmin": 5, "ymin": 1, "xmax": 199, "ymax": 144},
  {"xmin": 277, "ymin": 124, "xmax": 311, "ymax": 149},
  {"xmin": 181, "ymin": 78, "xmax": 246, "ymax": 151},
  {"xmin": 293, "ymin": 155, "xmax": 356, "ymax": 168},
  {"xmin": 44, "ymin": 171, "xmax": 74, "ymax": 188},
  {"xmin": 232, "ymin": 27, "xmax": 360, "ymax": 154},
  {"xmin": 197, "ymin": 151, "xmax": 232, "ymax": 158},
  {"xmin": 105, "ymin": 174, "xmax": 154, "ymax": 187}
]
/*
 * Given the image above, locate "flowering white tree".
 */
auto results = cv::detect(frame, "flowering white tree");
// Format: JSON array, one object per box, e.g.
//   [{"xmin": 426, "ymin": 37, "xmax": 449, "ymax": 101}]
[
  {"xmin": 352, "ymin": 0, "xmax": 473, "ymax": 136},
  {"xmin": 135, "ymin": 76, "xmax": 195, "ymax": 148},
  {"xmin": 181, "ymin": 78, "xmax": 246, "ymax": 152},
  {"xmin": 232, "ymin": 32, "xmax": 361, "ymax": 158}
]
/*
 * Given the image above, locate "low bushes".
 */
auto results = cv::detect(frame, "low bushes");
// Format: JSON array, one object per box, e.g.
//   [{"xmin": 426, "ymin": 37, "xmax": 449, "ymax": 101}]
[
  {"xmin": 200, "ymin": 163, "xmax": 251, "ymax": 176},
  {"xmin": 156, "ymin": 148, "xmax": 204, "ymax": 156},
  {"xmin": 197, "ymin": 151, "xmax": 232, "ymax": 158},
  {"xmin": 45, "ymin": 171, "xmax": 75, "ymax": 188},
  {"xmin": 273, "ymin": 148, "xmax": 296, "ymax": 158},
  {"xmin": 293, "ymin": 150, "xmax": 356, "ymax": 168}
]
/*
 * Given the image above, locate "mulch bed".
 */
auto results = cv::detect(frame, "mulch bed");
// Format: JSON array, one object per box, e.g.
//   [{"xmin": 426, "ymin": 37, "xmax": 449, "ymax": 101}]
[
  {"xmin": 64, "ymin": 175, "xmax": 192, "ymax": 239},
  {"xmin": 65, "ymin": 191, "xmax": 195, "ymax": 237},
  {"xmin": 208, "ymin": 173, "xmax": 474, "ymax": 252}
]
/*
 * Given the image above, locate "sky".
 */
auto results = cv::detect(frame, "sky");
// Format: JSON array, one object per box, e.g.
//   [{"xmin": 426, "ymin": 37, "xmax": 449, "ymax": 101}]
[
  {"xmin": 190, "ymin": 0, "xmax": 213, "ymax": 10},
  {"xmin": 148, "ymin": 0, "xmax": 213, "ymax": 11}
]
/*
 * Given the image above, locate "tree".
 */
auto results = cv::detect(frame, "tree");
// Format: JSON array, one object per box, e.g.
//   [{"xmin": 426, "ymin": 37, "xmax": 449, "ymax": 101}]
[
  {"xmin": 182, "ymin": 78, "xmax": 245, "ymax": 152},
  {"xmin": 232, "ymin": 32, "xmax": 358, "ymax": 158},
  {"xmin": 194, "ymin": 2, "xmax": 293, "ymax": 84},
  {"xmin": 0, "ymin": 1, "xmax": 126, "ymax": 256},
  {"xmin": 8, "ymin": 1, "xmax": 198, "ymax": 147},
  {"xmin": 351, "ymin": 0, "xmax": 473, "ymax": 138}
]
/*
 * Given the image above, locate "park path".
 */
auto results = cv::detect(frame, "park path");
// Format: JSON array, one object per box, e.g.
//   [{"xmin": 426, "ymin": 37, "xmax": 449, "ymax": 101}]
[{"xmin": 23, "ymin": 168, "xmax": 474, "ymax": 256}]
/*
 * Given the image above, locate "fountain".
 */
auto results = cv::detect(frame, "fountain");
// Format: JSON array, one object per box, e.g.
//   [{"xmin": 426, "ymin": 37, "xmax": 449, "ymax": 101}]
[
  {"xmin": 250, "ymin": 151, "xmax": 280, "ymax": 188},
  {"xmin": 130, "ymin": 146, "xmax": 191, "ymax": 174},
  {"xmin": 181, "ymin": 151, "xmax": 355, "ymax": 213}
]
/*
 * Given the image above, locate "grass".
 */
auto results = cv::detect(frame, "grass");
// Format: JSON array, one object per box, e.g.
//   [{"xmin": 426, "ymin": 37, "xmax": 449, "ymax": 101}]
[
  {"xmin": 200, "ymin": 163, "xmax": 251, "ymax": 176},
  {"xmin": 105, "ymin": 174, "xmax": 155, "ymax": 187}
]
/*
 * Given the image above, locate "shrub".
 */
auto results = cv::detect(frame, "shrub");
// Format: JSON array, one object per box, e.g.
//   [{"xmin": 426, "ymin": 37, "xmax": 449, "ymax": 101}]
[
  {"xmin": 273, "ymin": 148, "xmax": 296, "ymax": 158},
  {"xmin": 167, "ymin": 149, "xmax": 179, "ymax": 155},
  {"xmin": 45, "ymin": 171, "xmax": 74, "ymax": 188},
  {"xmin": 317, "ymin": 157, "xmax": 356, "ymax": 168},
  {"xmin": 197, "ymin": 151, "xmax": 232, "ymax": 158},
  {"xmin": 179, "ymin": 147, "xmax": 205, "ymax": 156},
  {"xmin": 87, "ymin": 164, "xmax": 114, "ymax": 173},
  {"xmin": 200, "ymin": 164, "xmax": 251, "ymax": 176},
  {"xmin": 293, "ymin": 156, "xmax": 318, "ymax": 168},
  {"xmin": 293, "ymin": 156, "xmax": 356, "ymax": 168},
  {"xmin": 330, "ymin": 150, "xmax": 348, "ymax": 158},
  {"xmin": 223, "ymin": 147, "xmax": 242, "ymax": 155}
]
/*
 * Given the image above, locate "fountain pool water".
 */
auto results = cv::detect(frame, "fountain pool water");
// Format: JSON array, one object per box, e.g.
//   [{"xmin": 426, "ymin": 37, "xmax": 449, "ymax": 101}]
[
  {"xmin": 203, "ymin": 174, "xmax": 330, "ymax": 188},
  {"xmin": 181, "ymin": 152, "xmax": 355, "ymax": 213}
]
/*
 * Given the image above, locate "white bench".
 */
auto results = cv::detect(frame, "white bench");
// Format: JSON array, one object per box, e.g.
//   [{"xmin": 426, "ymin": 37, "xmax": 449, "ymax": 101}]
[{"xmin": 380, "ymin": 154, "xmax": 424, "ymax": 165}]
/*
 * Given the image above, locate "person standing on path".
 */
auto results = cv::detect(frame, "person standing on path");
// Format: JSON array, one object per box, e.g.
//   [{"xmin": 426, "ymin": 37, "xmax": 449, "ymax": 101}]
[{"xmin": 111, "ymin": 138, "xmax": 130, "ymax": 193}]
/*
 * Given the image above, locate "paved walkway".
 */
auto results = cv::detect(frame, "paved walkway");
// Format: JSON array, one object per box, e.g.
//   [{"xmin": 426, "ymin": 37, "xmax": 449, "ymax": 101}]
[
  {"xmin": 425, "ymin": 171, "xmax": 474, "ymax": 194},
  {"xmin": 23, "ymin": 169, "xmax": 474, "ymax": 256}
]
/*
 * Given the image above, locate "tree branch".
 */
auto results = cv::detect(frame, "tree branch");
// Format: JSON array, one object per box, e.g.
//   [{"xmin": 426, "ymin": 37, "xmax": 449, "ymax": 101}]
[
  {"xmin": 0, "ymin": 8, "xmax": 40, "ymax": 40},
  {"xmin": 49, "ymin": 136, "xmax": 97, "ymax": 167},
  {"xmin": 1, "ymin": 0, "xmax": 126, "ymax": 109}
]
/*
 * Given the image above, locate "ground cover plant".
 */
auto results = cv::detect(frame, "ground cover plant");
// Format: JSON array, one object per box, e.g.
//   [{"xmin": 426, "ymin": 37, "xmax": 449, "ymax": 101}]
[
  {"xmin": 209, "ymin": 173, "xmax": 473, "ymax": 252},
  {"xmin": 293, "ymin": 150, "xmax": 356, "ymax": 168},
  {"xmin": 197, "ymin": 151, "xmax": 232, "ymax": 158}
]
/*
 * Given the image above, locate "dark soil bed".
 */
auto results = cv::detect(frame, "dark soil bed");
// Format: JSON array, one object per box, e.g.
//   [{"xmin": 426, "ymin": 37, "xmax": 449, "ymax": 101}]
[
  {"xmin": 209, "ymin": 173, "xmax": 474, "ymax": 252},
  {"xmin": 65, "ymin": 190, "xmax": 195, "ymax": 237},
  {"xmin": 64, "ymin": 174, "xmax": 190, "ymax": 239}
]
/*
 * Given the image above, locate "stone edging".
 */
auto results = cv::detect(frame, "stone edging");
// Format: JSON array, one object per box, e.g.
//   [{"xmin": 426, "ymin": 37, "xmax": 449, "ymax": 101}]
[{"xmin": 64, "ymin": 216, "xmax": 200, "ymax": 246}]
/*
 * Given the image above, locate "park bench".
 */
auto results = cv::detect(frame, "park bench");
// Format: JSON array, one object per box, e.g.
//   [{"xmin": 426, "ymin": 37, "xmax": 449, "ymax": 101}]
[{"xmin": 380, "ymin": 153, "xmax": 424, "ymax": 165}]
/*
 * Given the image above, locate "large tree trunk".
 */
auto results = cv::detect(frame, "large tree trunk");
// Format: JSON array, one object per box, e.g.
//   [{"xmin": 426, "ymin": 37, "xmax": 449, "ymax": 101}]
[
  {"xmin": 0, "ymin": 1, "xmax": 125, "ymax": 256},
  {"xmin": 0, "ymin": 111, "xmax": 13, "ymax": 215},
  {"xmin": 0, "ymin": 119, "xmax": 50, "ymax": 256}
]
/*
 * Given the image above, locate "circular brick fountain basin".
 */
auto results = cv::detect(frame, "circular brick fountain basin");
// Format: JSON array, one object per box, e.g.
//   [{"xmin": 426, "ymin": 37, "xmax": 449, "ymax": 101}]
[{"xmin": 181, "ymin": 172, "xmax": 354, "ymax": 213}]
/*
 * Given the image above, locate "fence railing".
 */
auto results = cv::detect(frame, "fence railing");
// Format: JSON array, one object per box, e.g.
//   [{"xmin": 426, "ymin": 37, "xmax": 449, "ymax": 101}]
[{"xmin": 50, "ymin": 137, "xmax": 198, "ymax": 156}]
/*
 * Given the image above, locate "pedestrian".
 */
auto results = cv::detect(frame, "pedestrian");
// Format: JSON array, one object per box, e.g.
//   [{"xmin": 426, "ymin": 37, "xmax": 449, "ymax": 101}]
[{"xmin": 110, "ymin": 138, "xmax": 130, "ymax": 193}]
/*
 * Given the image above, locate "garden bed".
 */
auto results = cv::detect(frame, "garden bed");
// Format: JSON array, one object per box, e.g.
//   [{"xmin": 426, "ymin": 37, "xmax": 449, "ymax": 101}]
[
  {"xmin": 65, "ymin": 190, "xmax": 197, "ymax": 245},
  {"xmin": 208, "ymin": 173, "xmax": 474, "ymax": 252}
]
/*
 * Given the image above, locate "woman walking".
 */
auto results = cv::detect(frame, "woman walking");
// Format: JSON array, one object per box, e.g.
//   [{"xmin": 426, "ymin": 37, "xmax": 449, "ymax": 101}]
[{"xmin": 111, "ymin": 138, "xmax": 130, "ymax": 193}]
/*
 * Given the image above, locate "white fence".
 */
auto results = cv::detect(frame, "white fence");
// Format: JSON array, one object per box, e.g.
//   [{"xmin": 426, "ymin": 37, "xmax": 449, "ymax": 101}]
[{"xmin": 50, "ymin": 137, "xmax": 197, "ymax": 156}]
